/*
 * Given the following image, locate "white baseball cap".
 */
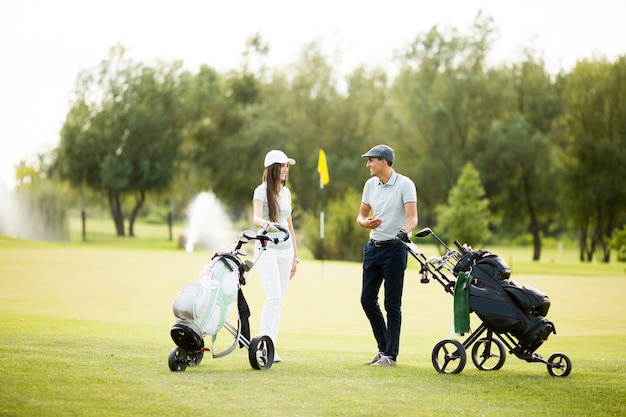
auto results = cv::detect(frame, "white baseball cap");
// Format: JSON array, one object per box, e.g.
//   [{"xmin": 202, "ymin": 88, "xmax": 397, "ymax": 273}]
[{"xmin": 264, "ymin": 150, "xmax": 296, "ymax": 167}]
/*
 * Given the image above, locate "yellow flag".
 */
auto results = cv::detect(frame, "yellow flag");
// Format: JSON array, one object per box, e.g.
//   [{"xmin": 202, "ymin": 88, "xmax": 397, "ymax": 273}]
[{"xmin": 317, "ymin": 149, "xmax": 330, "ymax": 187}]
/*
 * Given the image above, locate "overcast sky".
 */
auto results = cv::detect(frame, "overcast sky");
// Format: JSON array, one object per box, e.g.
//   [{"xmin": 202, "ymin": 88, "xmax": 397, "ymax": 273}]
[{"xmin": 1, "ymin": 0, "xmax": 624, "ymax": 189}]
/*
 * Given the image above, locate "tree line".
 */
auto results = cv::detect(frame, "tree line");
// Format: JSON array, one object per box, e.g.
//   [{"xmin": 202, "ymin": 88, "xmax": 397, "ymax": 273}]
[{"xmin": 19, "ymin": 14, "xmax": 625, "ymax": 262}]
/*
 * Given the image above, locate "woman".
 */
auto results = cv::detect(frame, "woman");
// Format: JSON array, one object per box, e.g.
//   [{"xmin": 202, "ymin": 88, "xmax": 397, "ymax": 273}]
[{"xmin": 252, "ymin": 149, "xmax": 299, "ymax": 362}]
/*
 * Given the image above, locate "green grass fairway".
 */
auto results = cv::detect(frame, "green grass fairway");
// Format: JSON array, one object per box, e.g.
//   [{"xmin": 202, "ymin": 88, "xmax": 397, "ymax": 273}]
[{"xmin": 1, "ymin": 235, "xmax": 625, "ymax": 416}]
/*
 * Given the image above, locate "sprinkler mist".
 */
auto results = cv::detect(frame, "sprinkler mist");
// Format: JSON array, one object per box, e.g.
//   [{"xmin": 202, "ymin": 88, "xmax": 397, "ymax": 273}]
[
  {"xmin": 0, "ymin": 184, "xmax": 67, "ymax": 241},
  {"xmin": 183, "ymin": 191, "xmax": 235, "ymax": 253}
]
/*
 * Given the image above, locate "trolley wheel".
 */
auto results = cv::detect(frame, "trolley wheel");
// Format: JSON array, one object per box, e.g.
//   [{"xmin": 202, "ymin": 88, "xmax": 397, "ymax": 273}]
[
  {"xmin": 471, "ymin": 337, "xmax": 506, "ymax": 371},
  {"xmin": 168, "ymin": 347, "xmax": 189, "ymax": 372},
  {"xmin": 188, "ymin": 350, "xmax": 204, "ymax": 366},
  {"xmin": 547, "ymin": 353, "xmax": 572, "ymax": 377},
  {"xmin": 431, "ymin": 339, "xmax": 466, "ymax": 374},
  {"xmin": 248, "ymin": 335, "xmax": 274, "ymax": 370}
]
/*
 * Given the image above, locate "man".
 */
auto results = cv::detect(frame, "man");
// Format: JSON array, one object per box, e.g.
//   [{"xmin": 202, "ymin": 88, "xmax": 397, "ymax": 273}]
[{"xmin": 356, "ymin": 144, "xmax": 418, "ymax": 367}]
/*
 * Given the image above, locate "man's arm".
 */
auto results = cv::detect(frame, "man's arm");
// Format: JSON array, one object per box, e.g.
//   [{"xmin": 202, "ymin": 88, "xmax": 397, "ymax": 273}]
[
  {"xmin": 357, "ymin": 203, "xmax": 382, "ymax": 230},
  {"xmin": 401, "ymin": 201, "xmax": 418, "ymax": 234}
]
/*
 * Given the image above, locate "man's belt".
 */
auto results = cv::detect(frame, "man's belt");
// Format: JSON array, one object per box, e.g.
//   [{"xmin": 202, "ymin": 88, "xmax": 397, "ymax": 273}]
[{"xmin": 369, "ymin": 238, "xmax": 399, "ymax": 248}]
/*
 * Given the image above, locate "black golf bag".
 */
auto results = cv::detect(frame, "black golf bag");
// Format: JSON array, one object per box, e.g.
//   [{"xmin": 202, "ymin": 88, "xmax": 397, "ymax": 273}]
[{"xmin": 453, "ymin": 250, "xmax": 555, "ymax": 354}]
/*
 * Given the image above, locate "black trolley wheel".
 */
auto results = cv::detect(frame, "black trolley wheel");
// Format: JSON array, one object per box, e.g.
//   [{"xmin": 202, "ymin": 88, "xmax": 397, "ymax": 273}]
[
  {"xmin": 471, "ymin": 337, "xmax": 506, "ymax": 371},
  {"xmin": 431, "ymin": 339, "xmax": 466, "ymax": 374},
  {"xmin": 547, "ymin": 353, "xmax": 572, "ymax": 377},
  {"xmin": 248, "ymin": 335, "xmax": 274, "ymax": 370},
  {"xmin": 168, "ymin": 347, "xmax": 189, "ymax": 372},
  {"xmin": 188, "ymin": 350, "xmax": 204, "ymax": 366}
]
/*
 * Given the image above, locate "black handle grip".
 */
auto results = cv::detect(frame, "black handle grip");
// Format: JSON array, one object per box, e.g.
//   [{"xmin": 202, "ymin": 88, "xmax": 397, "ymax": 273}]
[{"xmin": 275, "ymin": 225, "xmax": 290, "ymax": 241}]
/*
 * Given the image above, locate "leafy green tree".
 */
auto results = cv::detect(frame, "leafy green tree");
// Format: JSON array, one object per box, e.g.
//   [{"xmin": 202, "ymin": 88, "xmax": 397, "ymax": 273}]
[
  {"xmin": 504, "ymin": 56, "xmax": 563, "ymax": 258},
  {"xmin": 392, "ymin": 12, "xmax": 511, "ymax": 227},
  {"xmin": 609, "ymin": 226, "xmax": 626, "ymax": 263},
  {"xmin": 270, "ymin": 41, "xmax": 344, "ymax": 213},
  {"xmin": 54, "ymin": 45, "xmax": 186, "ymax": 236},
  {"xmin": 165, "ymin": 66, "xmax": 223, "ymax": 221},
  {"xmin": 316, "ymin": 66, "xmax": 390, "ymax": 207},
  {"xmin": 557, "ymin": 56, "xmax": 626, "ymax": 261},
  {"xmin": 512, "ymin": 53, "xmax": 563, "ymax": 135},
  {"xmin": 184, "ymin": 68, "xmax": 259, "ymax": 217},
  {"xmin": 186, "ymin": 35, "xmax": 285, "ymax": 219},
  {"xmin": 474, "ymin": 113, "xmax": 558, "ymax": 260},
  {"xmin": 435, "ymin": 162, "xmax": 491, "ymax": 247},
  {"xmin": 199, "ymin": 39, "xmax": 390, "ymax": 220}
]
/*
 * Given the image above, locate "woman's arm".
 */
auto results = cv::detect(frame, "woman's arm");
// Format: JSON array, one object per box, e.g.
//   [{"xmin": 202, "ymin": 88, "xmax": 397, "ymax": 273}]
[
  {"xmin": 252, "ymin": 199, "xmax": 266, "ymax": 228},
  {"xmin": 287, "ymin": 215, "xmax": 298, "ymax": 278}
]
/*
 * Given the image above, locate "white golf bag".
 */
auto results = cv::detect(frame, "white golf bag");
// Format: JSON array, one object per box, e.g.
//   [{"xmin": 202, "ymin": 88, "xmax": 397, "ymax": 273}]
[{"xmin": 172, "ymin": 254, "xmax": 241, "ymax": 339}]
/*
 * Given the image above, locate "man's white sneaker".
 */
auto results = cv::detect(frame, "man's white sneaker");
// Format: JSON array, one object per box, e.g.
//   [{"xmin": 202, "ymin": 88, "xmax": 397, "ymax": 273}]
[
  {"xmin": 273, "ymin": 353, "xmax": 282, "ymax": 363},
  {"xmin": 370, "ymin": 355, "xmax": 396, "ymax": 367},
  {"xmin": 364, "ymin": 352, "xmax": 384, "ymax": 365}
]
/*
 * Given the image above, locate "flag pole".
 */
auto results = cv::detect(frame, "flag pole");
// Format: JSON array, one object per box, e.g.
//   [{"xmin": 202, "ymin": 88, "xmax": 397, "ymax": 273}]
[
  {"xmin": 320, "ymin": 175, "xmax": 325, "ymax": 279},
  {"xmin": 317, "ymin": 149, "xmax": 330, "ymax": 279}
]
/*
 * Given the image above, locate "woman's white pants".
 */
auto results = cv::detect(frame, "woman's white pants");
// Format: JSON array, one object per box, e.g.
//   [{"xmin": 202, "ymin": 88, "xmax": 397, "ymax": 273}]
[{"xmin": 254, "ymin": 244, "xmax": 293, "ymax": 344}]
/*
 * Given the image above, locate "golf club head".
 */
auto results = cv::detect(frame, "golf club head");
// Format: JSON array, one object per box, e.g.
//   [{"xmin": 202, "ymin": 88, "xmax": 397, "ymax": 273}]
[
  {"xmin": 415, "ymin": 227, "xmax": 433, "ymax": 238},
  {"xmin": 415, "ymin": 227, "xmax": 450, "ymax": 251},
  {"xmin": 243, "ymin": 259, "xmax": 255, "ymax": 272},
  {"xmin": 243, "ymin": 230, "xmax": 256, "ymax": 240},
  {"xmin": 426, "ymin": 256, "xmax": 440, "ymax": 264}
]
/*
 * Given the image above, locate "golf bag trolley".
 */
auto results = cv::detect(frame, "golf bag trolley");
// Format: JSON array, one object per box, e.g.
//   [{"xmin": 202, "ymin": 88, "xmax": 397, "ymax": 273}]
[
  {"xmin": 404, "ymin": 227, "xmax": 572, "ymax": 377},
  {"xmin": 167, "ymin": 226, "xmax": 290, "ymax": 372}
]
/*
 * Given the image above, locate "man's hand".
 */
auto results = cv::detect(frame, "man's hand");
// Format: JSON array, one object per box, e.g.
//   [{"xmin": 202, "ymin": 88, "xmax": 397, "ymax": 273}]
[
  {"xmin": 396, "ymin": 230, "xmax": 410, "ymax": 243},
  {"xmin": 361, "ymin": 216, "xmax": 382, "ymax": 229}
]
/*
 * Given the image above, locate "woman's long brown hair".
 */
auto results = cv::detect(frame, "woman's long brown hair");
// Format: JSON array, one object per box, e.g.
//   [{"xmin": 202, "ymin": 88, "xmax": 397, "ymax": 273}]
[{"xmin": 262, "ymin": 163, "xmax": 287, "ymax": 222}]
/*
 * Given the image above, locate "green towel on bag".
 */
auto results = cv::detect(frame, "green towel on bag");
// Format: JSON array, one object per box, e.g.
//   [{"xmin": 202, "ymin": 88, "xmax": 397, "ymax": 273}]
[{"xmin": 453, "ymin": 271, "xmax": 471, "ymax": 334}]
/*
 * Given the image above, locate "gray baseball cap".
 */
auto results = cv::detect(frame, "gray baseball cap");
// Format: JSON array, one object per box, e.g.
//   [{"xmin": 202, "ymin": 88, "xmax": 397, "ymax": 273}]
[{"xmin": 361, "ymin": 145, "xmax": 395, "ymax": 164}]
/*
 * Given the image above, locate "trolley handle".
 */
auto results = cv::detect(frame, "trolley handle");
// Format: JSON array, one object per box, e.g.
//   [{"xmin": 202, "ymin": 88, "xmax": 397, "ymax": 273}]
[
  {"xmin": 272, "ymin": 225, "xmax": 290, "ymax": 243},
  {"xmin": 259, "ymin": 224, "xmax": 290, "ymax": 245},
  {"xmin": 454, "ymin": 240, "xmax": 471, "ymax": 254}
]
